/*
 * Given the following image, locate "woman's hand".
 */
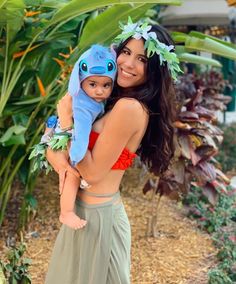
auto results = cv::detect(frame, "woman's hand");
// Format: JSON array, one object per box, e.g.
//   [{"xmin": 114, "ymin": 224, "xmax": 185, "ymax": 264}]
[
  {"xmin": 57, "ymin": 93, "xmax": 73, "ymax": 130},
  {"xmin": 46, "ymin": 148, "xmax": 69, "ymax": 174},
  {"xmin": 46, "ymin": 148, "xmax": 80, "ymax": 194}
]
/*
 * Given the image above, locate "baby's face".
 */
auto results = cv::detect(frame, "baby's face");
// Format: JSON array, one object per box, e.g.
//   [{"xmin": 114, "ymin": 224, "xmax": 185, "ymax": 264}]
[{"xmin": 81, "ymin": 76, "xmax": 113, "ymax": 102}]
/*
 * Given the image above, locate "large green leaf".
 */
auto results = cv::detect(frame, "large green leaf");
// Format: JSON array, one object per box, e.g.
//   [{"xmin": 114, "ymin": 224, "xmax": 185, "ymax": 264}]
[
  {"xmin": 0, "ymin": 0, "xmax": 7, "ymax": 9},
  {"xmin": 9, "ymin": 97, "xmax": 41, "ymax": 105},
  {"xmin": 173, "ymin": 31, "xmax": 236, "ymax": 62},
  {"xmin": 48, "ymin": 0, "xmax": 182, "ymax": 27},
  {"xmin": 172, "ymin": 31, "xmax": 236, "ymax": 50},
  {"xmin": 189, "ymin": 31, "xmax": 236, "ymax": 50},
  {"xmin": 0, "ymin": 125, "xmax": 26, "ymax": 146},
  {"xmin": 57, "ymin": 14, "xmax": 89, "ymax": 32},
  {"xmin": 1, "ymin": 133, "xmax": 26, "ymax": 146},
  {"xmin": 171, "ymin": 31, "xmax": 189, "ymax": 43},
  {"xmin": 0, "ymin": 0, "xmax": 25, "ymax": 42},
  {"xmin": 23, "ymin": 0, "xmax": 68, "ymax": 8},
  {"xmin": 76, "ymin": 4, "xmax": 154, "ymax": 57},
  {"xmin": 178, "ymin": 53, "xmax": 222, "ymax": 68},
  {"xmin": 185, "ymin": 37, "xmax": 236, "ymax": 61},
  {"xmin": 38, "ymin": 50, "xmax": 61, "ymax": 86}
]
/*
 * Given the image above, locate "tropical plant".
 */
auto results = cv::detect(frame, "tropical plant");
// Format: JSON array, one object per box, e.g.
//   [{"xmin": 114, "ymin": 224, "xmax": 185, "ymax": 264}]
[
  {"xmin": 0, "ymin": 0, "xmax": 184, "ymax": 229},
  {"xmin": 0, "ymin": 0, "xmax": 87, "ymax": 229},
  {"xmin": 1, "ymin": 0, "xmax": 236, "ymax": 230},
  {"xmin": 143, "ymin": 70, "xmax": 234, "ymax": 236},
  {"xmin": 0, "ymin": 242, "xmax": 32, "ymax": 284},
  {"xmin": 144, "ymin": 71, "xmax": 231, "ymax": 201},
  {"xmin": 216, "ymin": 122, "xmax": 236, "ymax": 172},
  {"xmin": 173, "ymin": 30, "xmax": 236, "ymax": 67},
  {"xmin": 185, "ymin": 184, "xmax": 236, "ymax": 283}
]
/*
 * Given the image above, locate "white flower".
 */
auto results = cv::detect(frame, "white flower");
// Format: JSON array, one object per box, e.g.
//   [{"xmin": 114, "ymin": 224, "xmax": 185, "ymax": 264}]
[
  {"xmin": 133, "ymin": 32, "xmax": 142, "ymax": 40},
  {"xmin": 123, "ymin": 23, "xmax": 138, "ymax": 34},
  {"xmin": 165, "ymin": 44, "xmax": 174, "ymax": 52},
  {"xmin": 148, "ymin": 32, "xmax": 157, "ymax": 41},
  {"xmin": 138, "ymin": 25, "xmax": 152, "ymax": 40}
]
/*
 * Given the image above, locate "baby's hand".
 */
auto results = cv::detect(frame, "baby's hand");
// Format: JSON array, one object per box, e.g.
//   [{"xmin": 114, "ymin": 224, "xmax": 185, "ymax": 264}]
[{"xmin": 57, "ymin": 93, "xmax": 73, "ymax": 130}]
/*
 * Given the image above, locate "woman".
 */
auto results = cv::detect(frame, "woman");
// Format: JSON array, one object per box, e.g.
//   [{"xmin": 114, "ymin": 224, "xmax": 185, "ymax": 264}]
[{"xmin": 45, "ymin": 19, "xmax": 179, "ymax": 284}]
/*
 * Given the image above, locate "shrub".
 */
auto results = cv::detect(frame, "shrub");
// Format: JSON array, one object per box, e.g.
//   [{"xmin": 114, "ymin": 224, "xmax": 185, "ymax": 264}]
[
  {"xmin": 0, "ymin": 243, "xmax": 32, "ymax": 284},
  {"xmin": 217, "ymin": 122, "xmax": 236, "ymax": 172}
]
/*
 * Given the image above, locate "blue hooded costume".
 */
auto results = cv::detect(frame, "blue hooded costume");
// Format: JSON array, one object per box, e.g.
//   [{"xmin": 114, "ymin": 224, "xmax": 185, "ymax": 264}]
[{"xmin": 47, "ymin": 45, "xmax": 117, "ymax": 166}]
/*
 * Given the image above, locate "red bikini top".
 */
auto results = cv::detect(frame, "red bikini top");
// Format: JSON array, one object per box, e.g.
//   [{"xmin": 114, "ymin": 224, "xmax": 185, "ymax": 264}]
[{"xmin": 88, "ymin": 131, "xmax": 137, "ymax": 170}]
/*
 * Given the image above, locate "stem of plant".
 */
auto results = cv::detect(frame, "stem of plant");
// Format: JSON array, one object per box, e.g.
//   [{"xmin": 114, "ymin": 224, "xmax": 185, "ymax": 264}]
[{"xmin": 0, "ymin": 163, "xmax": 12, "ymax": 227}]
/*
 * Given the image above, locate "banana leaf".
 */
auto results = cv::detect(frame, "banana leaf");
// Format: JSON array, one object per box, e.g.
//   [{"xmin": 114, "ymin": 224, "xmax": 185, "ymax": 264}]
[
  {"xmin": 0, "ymin": 125, "xmax": 26, "ymax": 146},
  {"xmin": 0, "ymin": 0, "xmax": 25, "ymax": 42},
  {"xmin": 76, "ymin": 4, "xmax": 155, "ymax": 57},
  {"xmin": 185, "ymin": 37, "xmax": 236, "ymax": 61},
  {"xmin": 189, "ymin": 31, "xmax": 236, "ymax": 50},
  {"xmin": 178, "ymin": 53, "xmax": 222, "ymax": 67},
  {"xmin": 48, "ymin": 0, "xmax": 182, "ymax": 27},
  {"xmin": 175, "ymin": 45, "xmax": 222, "ymax": 68},
  {"xmin": 23, "ymin": 0, "xmax": 68, "ymax": 8},
  {"xmin": 174, "ymin": 31, "xmax": 236, "ymax": 64},
  {"xmin": 171, "ymin": 31, "xmax": 189, "ymax": 43}
]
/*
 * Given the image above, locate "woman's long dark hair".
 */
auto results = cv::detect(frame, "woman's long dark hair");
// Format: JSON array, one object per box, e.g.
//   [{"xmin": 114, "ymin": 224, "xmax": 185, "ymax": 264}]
[{"xmin": 107, "ymin": 25, "xmax": 176, "ymax": 175}]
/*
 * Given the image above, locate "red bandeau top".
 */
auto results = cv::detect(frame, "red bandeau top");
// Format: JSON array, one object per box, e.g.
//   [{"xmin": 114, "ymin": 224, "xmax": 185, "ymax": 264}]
[{"xmin": 88, "ymin": 131, "xmax": 137, "ymax": 170}]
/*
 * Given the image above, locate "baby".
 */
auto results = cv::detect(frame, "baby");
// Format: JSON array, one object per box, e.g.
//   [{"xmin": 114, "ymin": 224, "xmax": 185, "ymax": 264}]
[{"xmin": 32, "ymin": 45, "xmax": 117, "ymax": 229}]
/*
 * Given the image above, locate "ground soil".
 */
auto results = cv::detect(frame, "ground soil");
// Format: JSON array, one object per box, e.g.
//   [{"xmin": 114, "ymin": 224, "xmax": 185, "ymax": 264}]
[{"xmin": 0, "ymin": 169, "xmax": 217, "ymax": 284}]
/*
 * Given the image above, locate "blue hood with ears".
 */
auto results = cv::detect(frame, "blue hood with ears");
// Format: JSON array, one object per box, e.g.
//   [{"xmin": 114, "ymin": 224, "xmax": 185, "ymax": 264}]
[{"xmin": 68, "ymin": 44, "xmax": 117, "ymax": 97}]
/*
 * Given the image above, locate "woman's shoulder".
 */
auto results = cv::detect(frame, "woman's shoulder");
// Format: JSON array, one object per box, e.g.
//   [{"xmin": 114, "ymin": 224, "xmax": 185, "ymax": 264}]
[{"xmin": 112, "ymin": 97, "xmax": 148, "ymax": 117}]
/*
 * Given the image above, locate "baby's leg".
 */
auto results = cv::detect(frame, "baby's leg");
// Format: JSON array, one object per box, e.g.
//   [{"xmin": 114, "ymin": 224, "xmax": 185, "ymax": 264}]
[{"xmin": 59, "ymin": 172, "xmax": 87, "ymax": 229}]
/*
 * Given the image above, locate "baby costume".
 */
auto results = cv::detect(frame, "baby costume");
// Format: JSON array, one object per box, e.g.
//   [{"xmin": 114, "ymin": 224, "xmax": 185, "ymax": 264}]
[
  {"xmin": 68, "ymin": 44, "xmax": 117, "ymax": 165},
  {"xmin": 30, "ymin": 45, "xmax": 117, "ymax": 171}
]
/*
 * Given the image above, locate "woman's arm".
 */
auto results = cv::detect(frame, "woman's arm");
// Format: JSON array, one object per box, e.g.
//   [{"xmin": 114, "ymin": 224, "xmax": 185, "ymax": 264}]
[
  {"xmin": 57, "ymin": 93, "xmax": 73, "ymax": 129},
  {"xmin": 45, "ymin": 92, "xmax": 73, "ymax": 173},
  {"xmin": 76, "ymin": 98, "xmax": 148, "ymax": 184}
]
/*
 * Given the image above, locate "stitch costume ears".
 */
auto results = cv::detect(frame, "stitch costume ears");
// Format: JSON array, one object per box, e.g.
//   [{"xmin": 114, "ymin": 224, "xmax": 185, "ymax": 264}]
[
  {"xmin": 68, "ymin": 45, "xmax": 117, "ymax": 97},
  {"xmin": 68, "ymin": 57, "xmax": 81, "ymax": 98},
  {"xmin": 109, "ymin": 43, "xmax": 117, "ymax": 58}
]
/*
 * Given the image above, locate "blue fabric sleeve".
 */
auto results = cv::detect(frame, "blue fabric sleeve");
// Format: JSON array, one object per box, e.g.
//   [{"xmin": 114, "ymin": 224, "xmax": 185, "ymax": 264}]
[{"xmin": 70, "ymin": 90, "xmax": 103, "ymax": 165}]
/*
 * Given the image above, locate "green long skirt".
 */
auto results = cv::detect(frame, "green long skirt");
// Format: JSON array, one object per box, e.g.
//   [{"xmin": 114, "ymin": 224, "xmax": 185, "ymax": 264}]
[{"xmin": 45, "ymin": 191, "xmax": 131, "ymax": 284}]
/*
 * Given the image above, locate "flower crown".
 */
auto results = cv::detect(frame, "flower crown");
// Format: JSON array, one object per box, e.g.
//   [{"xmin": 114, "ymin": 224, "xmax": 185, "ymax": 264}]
[{"xmin": 114, "ymin": 17, "xmax": 182, "ymax": 81}]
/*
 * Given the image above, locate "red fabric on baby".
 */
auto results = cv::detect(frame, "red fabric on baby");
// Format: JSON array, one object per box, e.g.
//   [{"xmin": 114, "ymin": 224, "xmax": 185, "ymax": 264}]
[{"xmin": 88, "ymin": 131, "xmax": 137, "ymax": 170}]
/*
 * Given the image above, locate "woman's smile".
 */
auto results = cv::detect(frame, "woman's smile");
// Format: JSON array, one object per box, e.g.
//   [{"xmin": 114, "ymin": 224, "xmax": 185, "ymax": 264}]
[
  {"xmin": 119, "ymin": 67, "xmax": 136, "ymax": 78},
  {"xmin": 117, "ymin": 38, "xmax": 147, "ymax": 88}
]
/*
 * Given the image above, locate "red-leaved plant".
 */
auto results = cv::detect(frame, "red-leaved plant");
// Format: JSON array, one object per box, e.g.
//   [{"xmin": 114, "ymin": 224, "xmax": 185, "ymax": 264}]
[{"xmin": 144, "ymin": 70, "xmax": 232, "ymax": 207}]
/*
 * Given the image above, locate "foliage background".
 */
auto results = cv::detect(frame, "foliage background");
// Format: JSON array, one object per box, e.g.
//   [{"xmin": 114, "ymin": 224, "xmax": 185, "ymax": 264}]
[{"xmin": 1, "ymin": 0, "xmax": 236, "ymax": 231}]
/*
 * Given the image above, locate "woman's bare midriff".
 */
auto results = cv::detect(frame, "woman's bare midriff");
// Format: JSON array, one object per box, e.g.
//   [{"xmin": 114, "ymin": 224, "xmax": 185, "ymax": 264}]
[
  {"xmin": 77, "ymin": 102, "xmax": 148, "ymax": 205},
  {"xmin": 77, "ymin": 170, "xmax": 125, "ymax": 204}
]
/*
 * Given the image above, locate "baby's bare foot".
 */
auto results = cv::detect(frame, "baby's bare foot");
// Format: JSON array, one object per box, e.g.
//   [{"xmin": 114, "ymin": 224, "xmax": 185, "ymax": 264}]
[{"xmin": 59, "ymin": 211, "xmax": 87, "ymax": 229}]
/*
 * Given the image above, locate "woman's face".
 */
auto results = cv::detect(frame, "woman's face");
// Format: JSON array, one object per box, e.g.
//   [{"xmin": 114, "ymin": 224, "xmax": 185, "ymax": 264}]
[{"xmin": 116, "ymin": 38, "xmax": 148, "ymax": 88}]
